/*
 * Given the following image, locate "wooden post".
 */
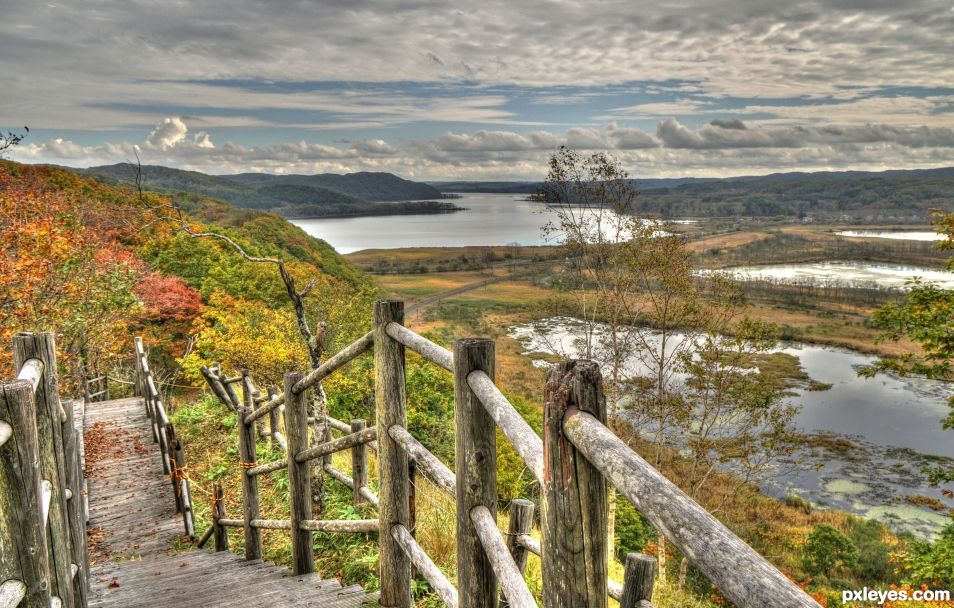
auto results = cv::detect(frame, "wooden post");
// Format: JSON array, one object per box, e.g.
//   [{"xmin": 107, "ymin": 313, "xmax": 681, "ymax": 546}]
[
  {"xmin": 408, "ymin": 458, "xmax": 418, "ymax": 580},
  {"xmin": 454, "ymin": 338, "xmax": 496, "ymax": 608},
  {"xmin": 620, "ymin": 554, "xmax": 656, "ymax": 608},
  {"xmin": 13, "ymin": 332, "xmax": 75, "ymax": 608},
  {"xmin": 267, "ymin": 388, "xmax": 280, "ymax": 446},
  {"xmin": 61, "ymin": 400, "xmax": 88, "ymax": 608},
  {"xmin": 237, "ymin": 370, "xmax": 262, "ymax": 560},
  {"xmin": 351, "ymin": 419, "xmax": 368, "ymax": 505},
  {"xmin": 501, "ymin": 498, "xmax": 534, "ymax": 608},
  {"xmin": 0, "ymin": 379, "xmax": 53, "ymax": 608},
  {"xmin": 542, "ymin": 360, "xmax": 608, "ymax": 608},
  {"xmin": 284, "ymin": 370, "xmax": 314, "ymax": 575},
  {"xmin": 374, "ymin": 300, "xmax": 411, "ymax": 608},
  {"xmin": 212, "ymin": 482, "xmax": 229, "ymax": 552},
  {"xmin": 165, "ymin": 424, "xmax": 183, "ymax": 513},
  {"xmin": 134, "ymin": 337, "xmax": 145, "ymax": 399}
]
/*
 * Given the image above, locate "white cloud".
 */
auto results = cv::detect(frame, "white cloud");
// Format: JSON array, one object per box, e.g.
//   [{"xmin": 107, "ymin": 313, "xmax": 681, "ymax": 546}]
[{"xmin": 12, "ymin": 116, "xmax": 954, "ymax": 181}]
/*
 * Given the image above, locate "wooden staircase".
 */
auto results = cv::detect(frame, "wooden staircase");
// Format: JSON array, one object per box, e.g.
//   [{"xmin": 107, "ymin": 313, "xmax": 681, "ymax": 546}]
[{"xmin": 82, "ymin": 396, "xmax": 378, "ymax": 608}]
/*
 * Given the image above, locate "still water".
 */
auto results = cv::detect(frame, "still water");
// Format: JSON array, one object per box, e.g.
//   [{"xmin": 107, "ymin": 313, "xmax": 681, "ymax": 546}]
[
  {"xmin": 509, "ymin": 317, "xmax": 954, "ymax": 537},
  {"xmin": 705, "ymin": 261, "xmax": 954, "ymax": 290},
  {"xmin": 292, "ymin": 194, "xmax": 558, "ymax": 253},
  {"xmin": 836, "ymin": 230, "xmax": 945, "ymax": 241},
  {"xmin": 291, "ymin": 193, "xmax": 666, "ymax": 253}
]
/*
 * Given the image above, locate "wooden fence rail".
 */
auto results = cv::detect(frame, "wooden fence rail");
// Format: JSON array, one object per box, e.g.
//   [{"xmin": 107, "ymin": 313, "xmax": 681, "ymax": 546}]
[
  {"xmin": 195, "ymin": 299, "xmax": 821, "ymax": 608},
  {"xmin": 133, "ymin": 337, "xmax": 195, "ymax": 539},
  {"xmin": 0, "ymin": 332, "xmax": 89, "ymax": 608}
]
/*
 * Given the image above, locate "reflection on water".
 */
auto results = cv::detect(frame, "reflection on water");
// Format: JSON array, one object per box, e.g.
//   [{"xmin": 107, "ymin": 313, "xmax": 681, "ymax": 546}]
[
  {"xmin": 291, "ymin": 193, "xmax": 668, "ymax": 253},
  {"xmin": 837, "ymin": 230, "xmax": 945, "ymax": 241},
  {"xmin": 509, "ymin": 317, "xmax": 954, "ymax": 537},
  {"xmin": 702, "ymin": 261, "xmax": 954, "ymax": 290}
]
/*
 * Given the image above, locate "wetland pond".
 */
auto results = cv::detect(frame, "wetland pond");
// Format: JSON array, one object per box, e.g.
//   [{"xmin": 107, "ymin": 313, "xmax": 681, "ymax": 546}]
[
  {"xmin": 836, "ymin": 230, "xmax": 944, "ymax": 241},
  {"xmin": 509, "ymin": 317, "xmax": 954, "ymax": 538},
  {"xmin": 701, "ymin": 261, "xmax": 954, "ymax": 290}
]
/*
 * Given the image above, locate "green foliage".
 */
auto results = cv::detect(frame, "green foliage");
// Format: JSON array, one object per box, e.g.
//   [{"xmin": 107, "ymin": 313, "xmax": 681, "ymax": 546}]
[
  {"xmin": 406, "ymin": 358, "xmax": 456, "ymax": 463},
  {"xmin": 802, "ymin": 524, "xmax": 859, "ymax": 578},
  {"xmin": 614, "ymin": 493, "xmax": 657, "ymax": 560},
  {"xmin": 847, "ymin": 519, "xmax": 896, "ymax": 584},
  {"xmin": 898, "ymin": 522, "xmax": 954, "ymax": 587}
]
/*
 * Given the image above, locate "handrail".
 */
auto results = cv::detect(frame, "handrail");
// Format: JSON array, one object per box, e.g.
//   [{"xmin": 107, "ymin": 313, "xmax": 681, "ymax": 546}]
[
  {"xmin": 134, "ymin": 336, "xmax": 196, "ymax": 538},
  {"xmin": 466, "ymin": 370, "xmax": 544, "ymax": 485},
  {"xmin": 385, "ymin": 322, "xmax": 453, "ymax": 371},
  {"xmin": 470, "ymin": 506, "xmax": 535, "ymax": 608},
  {"xmin": 17, "ymin": 357, "xmax": 44, "ymax": 391},
  {"xmin": 391, "ymin": 523, "xmax": 459, "ymax": 608},
  {"xmin": 2, "ymin": 332, "xmax": 90, "ymax": 607},
  {"xmin": 189, "ymin": 300, "xmax": 818, "ymax": 608},
  {"xmin": 563, "ymin": 409, "xmax": 817, "ymax": 608}
]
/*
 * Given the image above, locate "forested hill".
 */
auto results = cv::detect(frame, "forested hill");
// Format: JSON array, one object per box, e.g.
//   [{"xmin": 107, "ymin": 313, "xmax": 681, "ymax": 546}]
[
  {"xmin": 0, "ymin": 159, "xmax": 377, "ymax": 388},
  {"xmin": 78, "ymin": 163, "xmax": 456, "ymax": 219},
  {"xmin": 434, "ymin": 166, "xmax": 954, "ymax": 220},
  {"xmin": 222, "ymin": 170, "xmax": 443, "ymax": 202}
]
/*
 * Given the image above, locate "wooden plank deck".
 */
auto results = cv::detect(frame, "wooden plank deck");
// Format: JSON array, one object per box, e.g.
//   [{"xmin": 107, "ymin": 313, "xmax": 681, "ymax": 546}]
[{"xmin": 82, "ymin": 396, "xmax": 378, "ymax": 607}]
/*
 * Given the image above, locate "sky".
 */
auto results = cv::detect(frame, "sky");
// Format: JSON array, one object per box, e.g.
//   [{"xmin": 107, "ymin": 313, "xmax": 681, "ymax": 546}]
[{"xmin": 4, "ymin": 0, "xmax": 954, "ymax": 181}]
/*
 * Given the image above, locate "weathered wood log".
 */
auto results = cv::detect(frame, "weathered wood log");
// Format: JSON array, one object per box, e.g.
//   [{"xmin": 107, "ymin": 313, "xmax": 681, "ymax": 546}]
[
  {"xmin": 351, "ymin": 419, "xmax": 369, "ymax": 505},
  {"xmin": 295, "ymin": 426, "xmax": 377, "ymax": 463},
  {"xmin": 172, "ymin": 436, "xmax": 195, "ymax": 537},
  {"xmin": 237, "ymin": 371, "xmax": 262, "ymax": 560},
  {"xmin": 299, "ymin": 519, "xmax": 378, "ymax": 532},
  {"xmin": 391, "ymin": 523, "xmax": 459, "ymax": 608},
  {"xmin": 199, "ymin": 365, "xmax": 236, "ymax": 412},
  {"xmin": 562, "ymin": 410, "xmax": 821, "ymax": 608},
  {"xmin": 195, "ymin": 525, "xmax": 214, "ymax": 549},
  {"xmin": 619, "ymin": 553, "xmax": 656, "ymax": 608},
  {"xmin": 164, "ymin": 424, "xmax": 183, "ymax": 514},
  {"xmin": 323, "ymin": 463, "xmax": 380, "ymax": 507},
  {"xmin": 246, "ymin": 457, "xmax": 289, "ymax": 477},
  {"xmin": 284, "ymin": 370, "xmax": 314, "ymax": 575},
  {"xmin": 0, "ymin": 378, "xmax": 52, "ymax": 608},
  {"xmin": 146, "ymin": 375, "xmax": 161, "ymax": 444},
  {"xmin": 501, "ymin": 499, "xmax": 534, "ymax": 608},
  {"xmin": 292, "ymin": 330, "xmax": 373, "ymax": 394},
  {"xmin": 470, "ymin": 505, "xmax": 535, "ymax": 608},
  {"xmin": 385, "ymin": 323, "xmax": 453, "ymax": 371},
  {"xmin": 374, "ymin": 300, "xmax": 411, "ymax": 608},
  {"xmin": 543, "ymin": 360, "xmax": 608, "ymax": 608},
  {"xmin": 13, "ymin": 332, "xmax": 75, "ymax": 608},
  {"xmin": 62, "ymin": 403, "xmax": 88, "ymax": 608},
  {"xmin": 267, "ymin": 387, "xmax": 280, "ymax": 447},
  {"xmin": 467, "ymin": 370, "xmax": 544, "ymax": 485},
  {"xmin": 0, "ymin": 580, "xmax": 27, "ymax": 607},
  {"xmin": 388, "ymin": 425, "xmax": 456, "ymax": 497},
  {"xmin": 212, "ymin": 482, "xmax": 229, "ymax": 552},
  {"xmin": 515, "ymin": 534, "xmax": 540, "ymax": 556},
  {"xmin": 220, "ymin": 368, "xmax": 242, "ymax": 411},
  {"xmin": 454, "ymin": 338, "xmax": 496, "ymax": 608}
]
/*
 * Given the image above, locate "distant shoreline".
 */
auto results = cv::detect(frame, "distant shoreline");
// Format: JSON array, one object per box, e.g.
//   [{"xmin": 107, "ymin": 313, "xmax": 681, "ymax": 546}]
[{"xmin": 285, "ymin": 201, "xmax": 466, "ymax": 220}]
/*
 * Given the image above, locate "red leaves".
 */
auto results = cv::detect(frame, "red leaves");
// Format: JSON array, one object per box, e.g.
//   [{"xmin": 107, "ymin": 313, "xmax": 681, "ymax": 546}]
[{"xmin": 135, "ymin": 271, "xmax": 202, "ymax": 323}]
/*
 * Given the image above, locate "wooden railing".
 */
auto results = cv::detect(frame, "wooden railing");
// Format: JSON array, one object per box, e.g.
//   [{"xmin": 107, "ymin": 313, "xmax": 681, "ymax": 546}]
[
  {"xmin": 0, "ymin": 332, "xmax": 90, "ymax": 608},
  {"xmin": 133, "ymin": 337, "xmax": 196, "ymax": 539},
  {"xmin": 196, "ymin": 300, "xmax": 821, "ymax": 608},
  {"xmin": 82, "ymin": 374, "xmax": 108, "ymax": 404}
]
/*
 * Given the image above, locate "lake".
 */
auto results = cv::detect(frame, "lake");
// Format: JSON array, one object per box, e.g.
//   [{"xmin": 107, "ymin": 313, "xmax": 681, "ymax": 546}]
[
  {"xmin": 291, "ymin": 193, "xmax": 668, "ymax": 253},
  {"xmin": 703, "ymin": 261, "xmax": 954, "ymax": 290},
  {"xmin": 837, "ymin": 230, "xmax": 945, "ymax": 241},
  {"xmin": 509, "ymin": 317, "xmax": 954, "ymax": 537},
  {"xmin": 292, "ymin": 194, "xmax": 558, "ymax": 253}
]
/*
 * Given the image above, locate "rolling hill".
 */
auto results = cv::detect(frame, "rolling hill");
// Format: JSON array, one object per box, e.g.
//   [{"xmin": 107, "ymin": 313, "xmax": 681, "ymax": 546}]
[{"xmin": 80, "ymin": 163, "xmax": 458, "ymax": 218}]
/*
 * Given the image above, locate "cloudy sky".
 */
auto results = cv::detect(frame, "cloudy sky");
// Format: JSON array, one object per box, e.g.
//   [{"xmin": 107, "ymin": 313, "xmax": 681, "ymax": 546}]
[{"xmin": 4, "ymin": 0, "xmax": 954, "ymax": 180}]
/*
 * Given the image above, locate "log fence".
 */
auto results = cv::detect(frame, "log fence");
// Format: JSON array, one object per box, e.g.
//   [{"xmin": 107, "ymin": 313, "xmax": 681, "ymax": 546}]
[
  {"xmin": 133, "ymin": 337, "xmax": 196, "ymax": 539},
  {"xmin": 0, "ymin": 332, "xmax": 89, "ymax": 608},
  {"xmin": 194, "ymin": 299, "xmax": 821, "ymax": 608}
]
